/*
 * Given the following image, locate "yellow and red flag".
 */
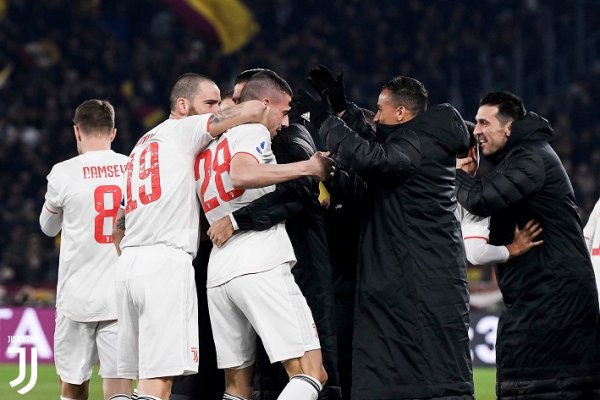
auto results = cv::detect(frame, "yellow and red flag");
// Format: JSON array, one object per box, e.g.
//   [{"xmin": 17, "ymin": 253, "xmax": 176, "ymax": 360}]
[{"xmin": 163, "ymin": 0, "xmax": 259, "ymax": 55}]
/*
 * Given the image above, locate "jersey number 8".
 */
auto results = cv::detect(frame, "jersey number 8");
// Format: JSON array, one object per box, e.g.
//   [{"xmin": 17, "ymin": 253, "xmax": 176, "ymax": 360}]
[{"xmin": 94, "ymin": 185, "xmax": 122, "ymax": 244}]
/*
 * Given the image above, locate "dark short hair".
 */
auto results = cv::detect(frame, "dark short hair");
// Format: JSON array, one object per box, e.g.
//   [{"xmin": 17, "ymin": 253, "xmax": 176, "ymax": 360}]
[
  {"xmin": 221, "ymin": 89, "xmax": 234, "ymax": 100},
  {"xmin": 239, "ymin": 70, "xmax": 292, "ymax": 102},
  {"xmin": 73, "ymin": 99, "xmax": 115, "ymax": 134},
  {"xmin": 169, "ymin": 73, "xmax": 213, "ymax": 110},
  {"xmin": 382, "ymin": 76, "xmax": 428, "ymax": 114},
  {"xmin": 479, "ymin": 91, "xmax": 526, "ymax": 124},
  {"xmin": 234, "ymin": 68, "xmax": 267, "ymax": 85},
  {"xmin": 465, "ymin": 120, "xmax": 477, "ymax": 148}
]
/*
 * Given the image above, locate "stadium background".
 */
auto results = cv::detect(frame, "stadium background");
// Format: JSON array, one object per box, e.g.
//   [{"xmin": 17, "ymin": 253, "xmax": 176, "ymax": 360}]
[{"xmin": 0, "ymin": 0, "xmax": 599, "ymax": 398}]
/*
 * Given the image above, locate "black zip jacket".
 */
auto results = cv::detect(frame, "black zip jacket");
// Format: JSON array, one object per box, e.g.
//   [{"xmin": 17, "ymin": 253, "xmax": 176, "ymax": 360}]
[
  {"xmin": 456, "ymin": 112, "xmax": 600, "ymax": 399},
  {"xmin": 320, "ymin": 104, "xmax": 474, "ymax": 400}
]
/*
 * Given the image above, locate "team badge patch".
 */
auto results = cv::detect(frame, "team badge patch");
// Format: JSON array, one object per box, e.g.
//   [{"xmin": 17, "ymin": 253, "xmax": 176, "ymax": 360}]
[{"xmin": 256, "ymin": 140, "xmax": 266, "ymax": 154}]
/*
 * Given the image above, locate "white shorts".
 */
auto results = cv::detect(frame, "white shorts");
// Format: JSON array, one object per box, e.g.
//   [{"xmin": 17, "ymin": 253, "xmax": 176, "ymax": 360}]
[
  {"xmin": 207, "ymin": 263, "xmax": 320, "ymax": 369},
  {"xmin": 115, "ymin": 245, "xmax": 199, "ymax": 379},
  {"xmin": 54, "ymin": 312, "xmax": 119, "ymax": 384}
]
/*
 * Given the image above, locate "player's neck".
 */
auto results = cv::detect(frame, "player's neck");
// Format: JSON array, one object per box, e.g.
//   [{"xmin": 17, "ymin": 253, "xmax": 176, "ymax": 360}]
[
  {"xmin": 80, "ymin": 138, "xmax": 112, "ymax": 153},
  {"xmin": 169, "ymin": 111, "xmax": 187, "ymax": 120}
]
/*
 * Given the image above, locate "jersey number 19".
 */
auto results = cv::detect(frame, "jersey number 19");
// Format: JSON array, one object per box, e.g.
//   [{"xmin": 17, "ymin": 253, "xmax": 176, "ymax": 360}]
[{"xmin": 125, "ymin": 142, "xmax": 162, "ymax": 213}]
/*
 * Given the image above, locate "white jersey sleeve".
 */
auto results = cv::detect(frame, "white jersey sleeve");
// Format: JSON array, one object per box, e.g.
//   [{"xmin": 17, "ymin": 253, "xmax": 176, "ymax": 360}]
[
  {"xmin": 458, "ymin": 205, "xmax": 509, "ymax": 265},
  {"xmin": 40, "ymin": 167, "xmax": 67, "ymax": 236},
  {"xmin": 42, "ymin": 150, "xmax": 129, "ymax": 322},
  {"xmin": 584, "ymin": 199, "xmax": 600, "ymax": 303},
  {"xmin": 583, "ymin": 199, "xmax": 600, "ymax": 253},
  {"xmin": 229, "ymin": 123, "xmax": 274, "ymax": 164}
]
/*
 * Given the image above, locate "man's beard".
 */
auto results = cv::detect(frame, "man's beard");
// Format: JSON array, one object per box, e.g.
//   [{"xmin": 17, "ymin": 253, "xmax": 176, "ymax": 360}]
[{"xmin": 187, "ymin": 104, "xmax": 199, "ymax": 116}]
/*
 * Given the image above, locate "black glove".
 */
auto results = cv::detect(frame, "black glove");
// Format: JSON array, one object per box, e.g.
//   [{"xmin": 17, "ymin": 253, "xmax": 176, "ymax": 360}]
[
  {"xmin": 293, "ymin": 89, "xmax": 334, "ymax": 128},
  {"xmin": 307, "ymin": 64, "xmax": 348, "ymax": 114}
]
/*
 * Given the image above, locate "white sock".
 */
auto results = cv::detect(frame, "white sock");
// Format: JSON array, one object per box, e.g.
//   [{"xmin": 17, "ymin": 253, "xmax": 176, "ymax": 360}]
[
  {"xmin": 277, "ymin": 374, "xmax": 322, "ymax": 400},
  {"xmin": 60, "ymin": 397, "xmax": 77, "ymax": 400},
  {"xmin": 136, "ymin": 396, "xmax": 162, "ymax": 400},
  {"xmin": 107, "ymin": 395, "xmax": 132, "ymax": 400}
]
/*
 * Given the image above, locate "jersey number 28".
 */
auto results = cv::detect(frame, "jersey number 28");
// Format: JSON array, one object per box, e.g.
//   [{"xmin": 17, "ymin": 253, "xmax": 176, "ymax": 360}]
[{"xmin": 195, "ymin": 138, "xmax": 244, "ymax": 212}]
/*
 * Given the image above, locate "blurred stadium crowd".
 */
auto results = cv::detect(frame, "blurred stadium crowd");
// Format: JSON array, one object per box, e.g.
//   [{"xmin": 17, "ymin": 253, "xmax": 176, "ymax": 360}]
[{"xmin": 0, "ymin": 0, "xmax": 599, "ymax": 305}]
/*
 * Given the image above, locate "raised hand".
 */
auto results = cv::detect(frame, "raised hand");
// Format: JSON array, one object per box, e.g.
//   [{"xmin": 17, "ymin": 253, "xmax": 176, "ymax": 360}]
[
  {"xmin": 307, "ymin": 64, "xmax": 348, "ymax": 113},
  {"xmin": 292, "ymin": 89, "xmax": 334, "ymax": 128}
]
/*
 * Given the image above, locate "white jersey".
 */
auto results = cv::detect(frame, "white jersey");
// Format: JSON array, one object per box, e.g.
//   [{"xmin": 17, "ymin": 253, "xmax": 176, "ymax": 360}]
[
  {"xmin": 120, "ymin": 115, "xmax": 214, "ymax": 257},
  {"xmin": 195, "ymin": 123, "xmax": 296, "ymax": 287},
  {"xmin": 455, "ymin": 204, "xmax": 509, "ymax": 265},
  {"xmin": 44, "ymin": 150, "xmax": 128, "ymax": 322},
  {"xmin": 583, "ymin": 198, "xmax": 600, "ymax": 301},
  {"xmin": 454, "ymin": 204, "xmax": 490, "ymax": 240}
]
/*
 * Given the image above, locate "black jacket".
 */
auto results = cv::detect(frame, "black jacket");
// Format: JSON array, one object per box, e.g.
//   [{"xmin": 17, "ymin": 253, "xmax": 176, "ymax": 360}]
[
  {"xmin": 320, "ymin": 104, "xmax": 474, "ymax": 400},
  {"xmin": 456, "ymin": 112, "xmax": 600, "ymax": 399},
  {"xmin": 232, "ymin": 123, "xmax": 340, "ymax": 399}
]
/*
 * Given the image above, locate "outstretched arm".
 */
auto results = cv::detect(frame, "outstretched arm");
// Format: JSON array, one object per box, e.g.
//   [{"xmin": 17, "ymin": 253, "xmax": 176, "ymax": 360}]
[
  {"xmin": 464, "ymin": 219, "xmax": 543, "ymax": 265},
  {"xmin": 208, "ymin": 100, "xmax": 267, "ymax": 138},
  {"xmin": 456, "ymin": 147, "xmax": 545, "ymax": 217},
  {"xmin": 229, "ymin": 152, "xmax": 333, "ymax": 189},
  {"xmin": 319, "ymin": 116, "xmax": 421, "ymax": 179}
]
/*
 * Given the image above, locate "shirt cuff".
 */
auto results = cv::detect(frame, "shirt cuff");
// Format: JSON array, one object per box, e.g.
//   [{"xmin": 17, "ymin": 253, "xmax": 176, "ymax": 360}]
[{"xmin": 228, "ymin": 213, "xmax": 239, "ymax": 231}]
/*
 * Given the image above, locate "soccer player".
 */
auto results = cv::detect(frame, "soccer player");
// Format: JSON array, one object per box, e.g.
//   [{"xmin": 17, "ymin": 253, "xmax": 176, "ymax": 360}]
[
  {"xmin": 207, "ymin": 68, "xmax": 340, "ymax": 399},
  {"xmin": 112, "ymin": 73, "xmax": 269, "ymax": 400},
  {"xmin": 39, "ymin": 99, "xmax": 133, "ymax": 400},
  {"xmin": 197, "ymin": 70, "xmax": 332, "ymax": 400}
]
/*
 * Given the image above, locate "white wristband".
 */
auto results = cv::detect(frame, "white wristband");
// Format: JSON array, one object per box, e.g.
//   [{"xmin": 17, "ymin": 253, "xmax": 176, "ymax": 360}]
[{"xmin": 228, "ymin": 213, "xmax": 239, "ymax": 231}]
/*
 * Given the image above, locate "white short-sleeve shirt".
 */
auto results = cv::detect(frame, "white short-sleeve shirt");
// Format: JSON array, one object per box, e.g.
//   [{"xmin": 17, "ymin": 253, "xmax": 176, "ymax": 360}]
[
  {"xmin": 120, "ymin": 114, "xmax": 214, "ymax": 257},
  {"xmin": 44, "ymin": 150, "xmax": 128, "ymax": 322},
  {"xmin": 194, "ymin": 123, "xmax": 296, "ymax": 287}
]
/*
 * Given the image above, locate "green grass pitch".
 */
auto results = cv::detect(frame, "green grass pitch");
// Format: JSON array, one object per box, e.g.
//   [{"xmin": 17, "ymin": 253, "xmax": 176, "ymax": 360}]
[{"xmin": 0, "ymin": 364, "xmax": 497, "ymax": 399}]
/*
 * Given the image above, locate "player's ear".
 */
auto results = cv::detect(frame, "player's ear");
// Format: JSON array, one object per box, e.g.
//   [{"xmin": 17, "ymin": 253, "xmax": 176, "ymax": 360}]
[
  {"xmin": 73, "ymin": 125, "xmax": 82, "ymax": 142},
  {"xmin": 176, "ymin": 97, "xmax": 188, "ymax": 116},
  {"xmin": 505, "ymin": 121, "xmax": 513, "ymax": 137},
  {"xmin": 110, "ymin": 128, "xmax": 117, "ymax": 142}
]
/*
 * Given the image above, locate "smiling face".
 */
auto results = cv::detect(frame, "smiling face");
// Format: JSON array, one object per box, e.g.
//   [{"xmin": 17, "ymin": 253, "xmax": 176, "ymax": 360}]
[
  {"xmin": 474, "ymin": 105, "xmax": 512, "ymax": 156},
  {"xmin": 373, "ymin": 89, "xmax": 400, "ymax": 125}
]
